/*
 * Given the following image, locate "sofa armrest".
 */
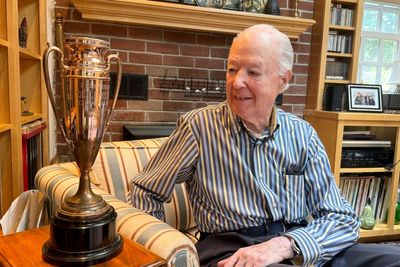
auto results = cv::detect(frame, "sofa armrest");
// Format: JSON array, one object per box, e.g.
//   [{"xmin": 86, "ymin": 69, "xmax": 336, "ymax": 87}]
[{"xmin": 35, "ymin": 164, "xmax": 199, "ymax": 267}]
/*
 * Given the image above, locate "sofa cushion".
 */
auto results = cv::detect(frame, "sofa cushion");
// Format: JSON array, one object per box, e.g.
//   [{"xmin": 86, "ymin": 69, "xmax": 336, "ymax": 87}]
[
  {"xmin": 92, "ymin": 138, "xmax": 168, "ymax": 202},
  {"xmin": 91, "ymin": 137, "xmax": 196, "ymax": 232}
]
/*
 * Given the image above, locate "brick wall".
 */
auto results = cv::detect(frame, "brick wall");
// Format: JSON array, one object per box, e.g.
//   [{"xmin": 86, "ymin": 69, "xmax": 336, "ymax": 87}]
[{"xmin": 54, "ymin": 0, "xmax": 314, "ymax": 155}]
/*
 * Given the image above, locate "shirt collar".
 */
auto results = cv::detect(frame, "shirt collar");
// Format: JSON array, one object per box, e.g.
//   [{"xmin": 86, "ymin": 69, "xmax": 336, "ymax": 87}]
[{"xmin": 227, "ymin": 103, "xmax": 280, "ymax": 138}]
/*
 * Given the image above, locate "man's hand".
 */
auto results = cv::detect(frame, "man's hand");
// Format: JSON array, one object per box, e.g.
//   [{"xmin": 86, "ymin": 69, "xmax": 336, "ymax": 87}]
[{"xmin": 217, "ymin": 236, "xmax": 295, "ymax": 267}]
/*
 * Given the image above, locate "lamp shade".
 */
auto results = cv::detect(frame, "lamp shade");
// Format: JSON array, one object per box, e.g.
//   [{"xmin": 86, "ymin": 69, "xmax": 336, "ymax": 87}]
[{"xmin": 388, "ymin": 60, "xmax": 400, "ymax": 84}]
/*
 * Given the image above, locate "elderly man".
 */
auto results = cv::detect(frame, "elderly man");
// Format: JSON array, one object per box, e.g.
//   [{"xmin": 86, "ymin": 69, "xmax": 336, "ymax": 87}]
[{"xmin": 131, "ymin": 24, "xmax": 400, "ymax": 266}]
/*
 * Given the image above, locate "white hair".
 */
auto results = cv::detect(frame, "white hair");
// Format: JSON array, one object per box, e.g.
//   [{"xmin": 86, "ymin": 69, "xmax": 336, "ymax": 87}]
[{"xmin": 234, "ymin": 24, "xmax": 294, "ymax": 91}]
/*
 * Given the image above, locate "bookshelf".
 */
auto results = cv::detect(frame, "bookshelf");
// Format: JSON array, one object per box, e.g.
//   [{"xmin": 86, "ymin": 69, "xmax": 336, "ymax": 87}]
[
  {"xmin": 304, "ymin": 110, "xmax": 400, "ymax": 241},
  {"xmin": 307, "ymin": 0, "xmax": 364, "ymax": 110},
  {"xmin": 304, "ymin": 0, "xmax": 400, "ymax": 241},
  {"xmin": 0, "ymin": 0, "xmax": 48, "ymax": 216}
]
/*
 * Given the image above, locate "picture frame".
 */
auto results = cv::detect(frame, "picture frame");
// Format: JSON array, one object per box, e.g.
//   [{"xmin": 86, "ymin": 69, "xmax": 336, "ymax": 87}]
[
  {"xmin": 347, "ymin": 84, "xmax": 383, "ymax": 113},
  {"xmin": 110, "ymin": 73, "xmax": 148, "ymax": 100}
]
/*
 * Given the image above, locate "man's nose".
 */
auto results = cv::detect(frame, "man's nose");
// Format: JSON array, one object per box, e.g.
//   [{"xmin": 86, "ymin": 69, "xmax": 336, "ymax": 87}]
[{"xmin": 233, "ymin": 70, "xmax": 246, "ymax": 88}]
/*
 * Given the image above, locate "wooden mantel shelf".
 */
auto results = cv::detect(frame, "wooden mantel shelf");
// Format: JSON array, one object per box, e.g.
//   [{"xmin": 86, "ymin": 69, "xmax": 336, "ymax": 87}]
[{"xmin": 72, "ymin": 0, "xmax": 315, "ymax": 39}]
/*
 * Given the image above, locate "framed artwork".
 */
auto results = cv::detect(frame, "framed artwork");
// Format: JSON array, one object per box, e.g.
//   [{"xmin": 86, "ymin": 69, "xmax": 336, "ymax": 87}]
[
  {"xmin": 110, "ymin": 73, "xmax": 148, "ymax": 100},
  {"xmin": 347, "ymin": 84, "xmax": 383, "ymax": 112},
  {"xmin": 223, "ymin": 0, "xmax": 242, "ymax": 10}
]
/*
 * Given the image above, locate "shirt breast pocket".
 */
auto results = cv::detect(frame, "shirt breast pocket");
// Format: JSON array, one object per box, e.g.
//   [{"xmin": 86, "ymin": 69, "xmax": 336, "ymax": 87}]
[{"xmin": 283, "ymin": 173, "xmax": 307, "ymax": 221}]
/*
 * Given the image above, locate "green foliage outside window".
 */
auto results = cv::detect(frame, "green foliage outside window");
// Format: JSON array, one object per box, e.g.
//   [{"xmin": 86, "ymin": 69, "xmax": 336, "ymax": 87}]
[{"xmin": 358, "ymin": 1, "xmax": 400, "ymax": 92}]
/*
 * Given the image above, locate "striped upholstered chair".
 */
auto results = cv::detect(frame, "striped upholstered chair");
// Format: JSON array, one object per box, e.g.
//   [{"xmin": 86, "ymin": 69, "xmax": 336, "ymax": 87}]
[{"xmin": 35, "ymin": 137, "xmax": 199, "ymax": 267}]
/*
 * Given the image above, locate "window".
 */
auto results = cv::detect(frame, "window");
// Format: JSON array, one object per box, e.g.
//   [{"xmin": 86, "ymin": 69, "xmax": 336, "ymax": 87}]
[{"xmin": 357, "ymin": 1, "xmax": 400, "ymax": 93}]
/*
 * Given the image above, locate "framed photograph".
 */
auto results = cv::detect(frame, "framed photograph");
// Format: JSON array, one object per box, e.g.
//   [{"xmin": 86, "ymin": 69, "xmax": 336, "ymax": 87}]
[{"xmin": 347, "ymin": 84, "xmax": 383, "ymax": 112}]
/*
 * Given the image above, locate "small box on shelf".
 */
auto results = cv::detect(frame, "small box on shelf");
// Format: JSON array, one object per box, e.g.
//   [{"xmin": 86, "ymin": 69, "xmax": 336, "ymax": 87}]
[{"xmin": 323, "ymin": 84, "xmax": 347, "ymax": 111}]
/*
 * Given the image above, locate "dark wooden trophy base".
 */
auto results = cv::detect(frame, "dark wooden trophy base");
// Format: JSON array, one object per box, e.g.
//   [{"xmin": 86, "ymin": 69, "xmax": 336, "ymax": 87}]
[{"xmin": 42, "ymin": 205, "xmax": 123, "ymax": 266}]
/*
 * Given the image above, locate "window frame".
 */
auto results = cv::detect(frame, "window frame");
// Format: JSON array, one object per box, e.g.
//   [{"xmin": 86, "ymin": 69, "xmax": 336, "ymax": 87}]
[{"xmin": 357, "ymin": 0, "xmax": 400, "ymax": 92}]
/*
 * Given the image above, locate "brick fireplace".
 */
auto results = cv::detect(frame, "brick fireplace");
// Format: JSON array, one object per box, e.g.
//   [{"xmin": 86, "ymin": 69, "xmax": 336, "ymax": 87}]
[{"xmin": 54, "ymin": 0, "xmax": 314, "ymax": 155}]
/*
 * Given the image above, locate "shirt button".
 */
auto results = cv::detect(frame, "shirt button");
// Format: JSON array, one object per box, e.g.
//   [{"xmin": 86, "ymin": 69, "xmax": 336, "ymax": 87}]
[{"xmin": 272, "ymin": 202, "xmax": 277, "ymax": 208}]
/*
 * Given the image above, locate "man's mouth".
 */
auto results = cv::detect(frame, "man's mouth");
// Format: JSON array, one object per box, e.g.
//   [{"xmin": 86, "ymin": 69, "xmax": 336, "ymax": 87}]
[{"xmin": 234, "ymin": 96, "xmax": 252, "ymax": 100}]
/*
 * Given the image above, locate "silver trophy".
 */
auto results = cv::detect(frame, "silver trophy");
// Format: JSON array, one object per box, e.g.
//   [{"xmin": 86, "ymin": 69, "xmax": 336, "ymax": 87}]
[{"xmin": 42, "ymin": 36, "xmax": 123, "ymax": 265}]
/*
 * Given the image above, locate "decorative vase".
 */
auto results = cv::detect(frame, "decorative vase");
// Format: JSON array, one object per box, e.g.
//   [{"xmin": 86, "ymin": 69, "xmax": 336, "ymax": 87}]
[
  {"xmin": 360, "ymin": 197, "xmax": 376, "ymax": 230},
  {"xmin": 395, "ymin": 189, "xmax": 400, "ymax": 224},
  {"xmin": 264, "ymin": 0, "xmax": 280, "ymax": 15}
]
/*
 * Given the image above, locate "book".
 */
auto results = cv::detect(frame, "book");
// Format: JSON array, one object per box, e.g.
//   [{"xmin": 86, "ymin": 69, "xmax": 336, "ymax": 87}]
[
  {"xmin": 351, "ymin": 178, "xmax": 360, "ymax": 210},
  {"xmin": 21, "ymin": 120, "xmax": 46, "ymax": 137},
  {"xmin": 341, "ymin": 177, "xmax": 351, "ymax": 201},
  {"xmin": 376, "ymin": 177, "xmax": 388, "ymax": 222},
  {"xmin": 370, "ymin": 177, "xmax": 382, "ymax": 218},
  {"xmin": 355, "ymin": 178, "xmax": 365, "ymax": 215},
  {"xmin": 358, "ymin": 178, "xmax": 371, "ymax": 216},
  {"xmin": 347, "ymin": 178, "xmax": 356, "ymax": 206},
  {"xmin": 22, "ymin": 121, "xmax": 46, "ymax": 191}
]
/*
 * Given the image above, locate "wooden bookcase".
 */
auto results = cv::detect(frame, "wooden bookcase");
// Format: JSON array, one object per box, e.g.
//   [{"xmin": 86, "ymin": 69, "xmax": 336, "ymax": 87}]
[
  {"xmin": 0, "ymin": 0, "xmax": 48, "ymax": 215},
  {"xmin": 307, "ymin": 0, "xmax": 364, "ymax": 110},
  {"xmin": 304, "ymin": 110, "xmax": 400, "ymax": 241},
  {"xmin": 305, "ymin": 0, "xmax": 400, "ymax": 241}
]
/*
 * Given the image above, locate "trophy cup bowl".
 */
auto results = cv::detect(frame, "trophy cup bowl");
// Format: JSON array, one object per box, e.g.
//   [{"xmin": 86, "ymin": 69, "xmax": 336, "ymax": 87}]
[{"xmin": 42, "ymin": 36, "xmax": 123, "ymax": 265}]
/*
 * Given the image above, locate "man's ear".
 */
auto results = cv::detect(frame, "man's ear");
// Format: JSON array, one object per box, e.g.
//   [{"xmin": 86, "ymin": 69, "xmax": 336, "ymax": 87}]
[{"xmin": 280, "ymin": 70, "xmax": 292, "ymax": 91}]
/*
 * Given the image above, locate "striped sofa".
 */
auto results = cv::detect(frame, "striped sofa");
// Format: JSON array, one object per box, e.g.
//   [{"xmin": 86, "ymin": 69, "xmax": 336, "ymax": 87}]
[{"xmin": 35, "ymin": 137, "xmax": 199, "ymax": 267}]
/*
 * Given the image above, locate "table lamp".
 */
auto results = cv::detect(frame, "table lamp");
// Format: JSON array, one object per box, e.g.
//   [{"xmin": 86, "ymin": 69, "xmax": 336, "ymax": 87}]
[{"xmin": 388, "ymin": 59, "xmax": 400, "ymax": 94}]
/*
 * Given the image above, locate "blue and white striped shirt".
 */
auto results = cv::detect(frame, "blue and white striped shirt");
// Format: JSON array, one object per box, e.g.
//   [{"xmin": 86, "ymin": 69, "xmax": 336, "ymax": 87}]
[{"xmin": 131, "ymin": 101, "xmax": 360, "ymax": 266}]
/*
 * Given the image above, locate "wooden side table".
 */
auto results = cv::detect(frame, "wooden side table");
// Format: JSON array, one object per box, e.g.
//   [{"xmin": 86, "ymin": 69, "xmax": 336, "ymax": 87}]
[{"xmin": 0, "ymin": 226, "xmax": 166, "ymax": 266}]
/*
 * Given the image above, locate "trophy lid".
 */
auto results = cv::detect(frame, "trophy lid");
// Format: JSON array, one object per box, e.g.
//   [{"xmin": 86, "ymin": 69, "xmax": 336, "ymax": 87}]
[
  {"xmin": 64, "ymin": 36, "xmax": 110, "ymax": 49},
  {"xmin": 62, "ymin": 36, "xmax": 113, "ymax": 73}
]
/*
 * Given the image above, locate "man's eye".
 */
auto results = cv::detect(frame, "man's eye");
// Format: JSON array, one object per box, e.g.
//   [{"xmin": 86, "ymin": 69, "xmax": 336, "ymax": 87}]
[
  {"xmin": 228, "ymin": 68, "xmax": 237, "ymax": 74},
  {"xmin": 249, "ymin": 71, "xmax": 260, "ymax": 76}
]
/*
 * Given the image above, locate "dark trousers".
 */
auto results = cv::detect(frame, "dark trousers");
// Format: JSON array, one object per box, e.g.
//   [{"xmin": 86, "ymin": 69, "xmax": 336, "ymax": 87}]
[{"xmin": 196, "ymin": 222, "xmax": 400, "ymax": 267}]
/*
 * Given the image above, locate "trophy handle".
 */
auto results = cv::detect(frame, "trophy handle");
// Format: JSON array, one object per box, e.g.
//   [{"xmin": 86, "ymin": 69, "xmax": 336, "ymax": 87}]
[
  {"xmin": 105, "ymin": 53, "xmax": 122, "ymax": 129},
  {"xmin": 42, "ymin": 44, "xmax": 72, "ymax": 148}
]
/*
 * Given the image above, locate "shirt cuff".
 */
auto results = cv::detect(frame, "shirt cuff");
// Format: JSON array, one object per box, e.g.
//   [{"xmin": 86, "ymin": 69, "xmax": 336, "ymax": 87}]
[{"xmin": 283, "ymin": 228, "xmax": 321, "ymax": 266}]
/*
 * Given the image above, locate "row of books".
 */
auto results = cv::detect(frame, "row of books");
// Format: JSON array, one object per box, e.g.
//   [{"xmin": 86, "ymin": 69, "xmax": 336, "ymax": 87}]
[
  {"xmin": 325, "ymin": 58, "xmax": 349, "ymax": 80},
  {"xmin": 330, "ymin": 3, "xmax": 354, "ymax": 27},
  {"xmin": 22, "ymin": 120, "xmax": 46, "ymax": 191},
  {"xmin": 339, "ymin": 175, "xmax": 390, "ymax": 222},
  {"xmin": 327, "ymin": 31, "xmax": 352, "ymax": 54}
]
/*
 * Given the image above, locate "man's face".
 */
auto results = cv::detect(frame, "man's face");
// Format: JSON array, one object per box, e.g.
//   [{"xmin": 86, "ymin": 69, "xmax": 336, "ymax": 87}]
[{"xmin": 226, "ymin": 35, "xmax": 285, "ymax": 125}]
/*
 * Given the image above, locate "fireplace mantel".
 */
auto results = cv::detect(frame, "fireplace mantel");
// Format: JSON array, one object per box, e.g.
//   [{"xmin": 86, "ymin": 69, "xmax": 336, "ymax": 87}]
[{"xmin": 72, "ymin": 0, "xmax": 315, "ymax": 39}]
